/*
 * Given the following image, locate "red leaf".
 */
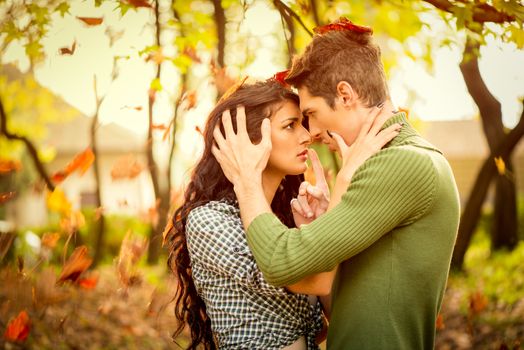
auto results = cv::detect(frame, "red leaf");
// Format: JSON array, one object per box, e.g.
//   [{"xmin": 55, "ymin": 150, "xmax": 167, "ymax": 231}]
[
  {"xmin": 51, "ymin": 148, "xmax": 95, "ymax": 184},
  {"xmin": 77, "ymin": 16, "xmax": 104, "ymax": 26},
  {"xmin": 57, "ymin": 246, "xmax": 93, "ymax": 283},
  {"xmin": 0, "ymin": 159, "xmax": 22, "ymax": 173},
  {"xmin": 59, "ymin": 41, "xmax": 76, "ymax": 55},
  {"xmin": 126, "ymin": 0, "xmax": 153, "ymax": 8},
  {"xmin": 3, "ymin": 311, "xmax": 30, "ymax": 342},
  {"xmin": 271, "ymin": 70, "xmax": 290, "ymax": 88},
  {"xmin": 78, "ymin": 273, "xmax": 99, "ymax": 289},
  {"xmin": 314, "ymin": 17, "xmax": 373, "ymax": 35}
]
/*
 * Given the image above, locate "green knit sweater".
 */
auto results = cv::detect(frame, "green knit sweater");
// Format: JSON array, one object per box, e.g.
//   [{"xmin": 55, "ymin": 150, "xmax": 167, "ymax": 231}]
[{"xmin": 246, "ymin": 113, "xmax": 460, "ymax": 350}]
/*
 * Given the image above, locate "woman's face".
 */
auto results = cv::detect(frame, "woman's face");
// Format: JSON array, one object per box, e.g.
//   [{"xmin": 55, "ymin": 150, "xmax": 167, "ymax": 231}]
[{"xmin": 266, "ymin": 100, "xmax": 311, "ymax": 176}]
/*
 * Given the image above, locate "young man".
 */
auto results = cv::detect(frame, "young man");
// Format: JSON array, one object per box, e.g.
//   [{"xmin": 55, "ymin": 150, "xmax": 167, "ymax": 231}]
[{"xmin": 212, "ymin": 18, "xmax": 460, "ymax": 349}]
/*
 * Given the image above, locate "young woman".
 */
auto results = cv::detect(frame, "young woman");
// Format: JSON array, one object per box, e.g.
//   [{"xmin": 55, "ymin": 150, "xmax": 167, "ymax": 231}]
[{"xmin": 165, "ymin": 79, "xmax": 400, "ymax": 349}]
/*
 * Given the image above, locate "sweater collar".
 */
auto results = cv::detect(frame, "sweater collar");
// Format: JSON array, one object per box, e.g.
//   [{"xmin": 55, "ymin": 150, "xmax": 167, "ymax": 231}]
[{"xmin": 381, "ymin": 112, "xmax": 442, "ymax": 154}]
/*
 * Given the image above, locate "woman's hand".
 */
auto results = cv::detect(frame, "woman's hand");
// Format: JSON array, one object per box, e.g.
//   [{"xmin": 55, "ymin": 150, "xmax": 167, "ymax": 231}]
[
  {"xmin": 331, "ymin": 107, "xmax": 402, "ymax": 184},
  {"xmin": 291, "ymin": 149, "xmax": 330, "ymax": 227}
]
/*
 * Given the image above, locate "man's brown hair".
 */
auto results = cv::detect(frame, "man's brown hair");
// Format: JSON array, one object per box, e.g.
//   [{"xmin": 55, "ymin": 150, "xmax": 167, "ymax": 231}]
[{"xmin": 285, "ymin": 29, "xmax": 389, "ymax": 108}]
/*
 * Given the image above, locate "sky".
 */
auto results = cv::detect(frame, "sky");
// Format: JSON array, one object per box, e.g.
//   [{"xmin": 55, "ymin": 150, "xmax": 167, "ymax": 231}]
[{"xmin": 3, "ymin": 0, "xmax": 524, "ymax": 156}]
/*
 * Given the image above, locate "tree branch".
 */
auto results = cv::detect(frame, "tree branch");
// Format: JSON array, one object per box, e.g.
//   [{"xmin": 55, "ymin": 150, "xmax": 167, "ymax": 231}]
[
  {"xmin": 273, "ymin": 0, "xmax": 313, "ymax": 37},
  {"xmin": 423, "ymin": 0, "xmax": 516, "ymax": 23},
  {"xmin": 0, "ymin": 94, "xmax": 55, "ymax": 191},
  {"xmin": 459, "ymin": 35, "xmax": 504, "ymax": 150}
]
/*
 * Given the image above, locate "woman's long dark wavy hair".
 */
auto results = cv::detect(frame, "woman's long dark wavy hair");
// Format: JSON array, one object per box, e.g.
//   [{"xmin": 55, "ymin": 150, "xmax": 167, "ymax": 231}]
[{"xmin": 166, "ymin": 80, "xmax": 305, "ymax": 349}]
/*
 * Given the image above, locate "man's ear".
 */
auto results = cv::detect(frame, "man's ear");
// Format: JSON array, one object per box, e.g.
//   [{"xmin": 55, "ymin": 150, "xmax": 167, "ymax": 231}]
[{"xmin": 336, "ymin": 81, "xmax": 357, "ymax": 108}]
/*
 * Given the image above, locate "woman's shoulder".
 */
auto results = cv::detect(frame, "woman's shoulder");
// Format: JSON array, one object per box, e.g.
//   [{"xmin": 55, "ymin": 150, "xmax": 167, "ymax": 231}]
[{"xmin": 187, "ymin": 200, "xmax": 241, "ymax": 230}]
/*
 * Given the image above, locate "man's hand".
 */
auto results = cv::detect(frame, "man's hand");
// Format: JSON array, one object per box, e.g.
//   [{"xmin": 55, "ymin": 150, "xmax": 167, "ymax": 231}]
[
  {"xmin": 291, "ymin": 149, "xmax": 330, "ymax": 227},
  {"xmin": 211, "ymin": 106, "xmax": 272, "ymax": 191}
]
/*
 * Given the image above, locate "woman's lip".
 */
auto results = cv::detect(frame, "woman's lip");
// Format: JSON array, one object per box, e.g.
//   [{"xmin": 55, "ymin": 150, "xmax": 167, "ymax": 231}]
[{"xmin": 297, "ymin": 150, "xmax": 308, "ymax": 157}]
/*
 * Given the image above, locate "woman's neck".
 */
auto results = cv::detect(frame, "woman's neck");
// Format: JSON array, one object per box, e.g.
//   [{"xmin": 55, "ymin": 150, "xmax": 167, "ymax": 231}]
[{"xmin": 261, "ymin": 169, "xmax": 284, "ymax": 205}]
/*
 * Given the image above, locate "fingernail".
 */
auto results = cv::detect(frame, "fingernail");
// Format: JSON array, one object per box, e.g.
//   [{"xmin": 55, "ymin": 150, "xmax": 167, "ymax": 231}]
[{"xmin": 308, "ymin": 212, "xmax": 313, "ymax": 218}]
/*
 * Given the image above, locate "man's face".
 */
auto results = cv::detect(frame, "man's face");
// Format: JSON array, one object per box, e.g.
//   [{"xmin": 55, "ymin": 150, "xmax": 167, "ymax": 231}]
[{"xmin": 298, "ymin": 86, "xmax": 362, "ymax": 151}]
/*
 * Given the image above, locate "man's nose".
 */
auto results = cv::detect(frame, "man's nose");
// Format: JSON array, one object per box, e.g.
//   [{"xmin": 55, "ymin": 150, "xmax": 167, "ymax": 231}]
[{"xmin": 308, "ymin": 121, "xmax": 323, "ymax": 142}]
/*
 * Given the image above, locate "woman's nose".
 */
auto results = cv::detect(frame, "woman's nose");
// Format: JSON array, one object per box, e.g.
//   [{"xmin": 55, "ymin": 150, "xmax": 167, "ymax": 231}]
[{"xmin": 299, "ymin": 126, "xmax": 312, "ymax": 145}]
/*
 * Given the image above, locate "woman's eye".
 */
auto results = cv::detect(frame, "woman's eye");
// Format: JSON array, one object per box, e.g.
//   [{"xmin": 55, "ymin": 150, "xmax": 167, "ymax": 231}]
[{"xmin": 285, "ymin": 123, "xmax": 294, "ymax": 129}]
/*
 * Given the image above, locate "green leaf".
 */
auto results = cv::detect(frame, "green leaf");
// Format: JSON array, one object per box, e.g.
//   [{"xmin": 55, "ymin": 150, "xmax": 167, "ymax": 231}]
[
  {"xmin": 508, "ymin": 25, "xmax": 524, "ymax": 49},
  {"xmin": 150, "ymin": 78, "xmax": 162, "ymax": 92},
  {"xmin": 56, "ymin": 2, "xmax": 70, "ymax": 17},
  {"xmin": 24, "ymin": 41, "xmax": 43, "ymax": 59}
]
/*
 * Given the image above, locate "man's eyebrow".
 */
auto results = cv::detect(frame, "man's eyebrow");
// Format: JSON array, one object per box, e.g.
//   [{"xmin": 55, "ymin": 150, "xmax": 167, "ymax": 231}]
[{"xmin": 301, "ymin": 107, "xmax": 312, "ymax": 116}]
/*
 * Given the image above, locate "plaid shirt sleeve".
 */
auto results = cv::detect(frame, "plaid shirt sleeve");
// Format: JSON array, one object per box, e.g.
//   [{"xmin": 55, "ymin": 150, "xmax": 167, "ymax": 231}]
[{"xmin": 186, "ymin": 202, "xmax": 287, "ymax": 296}]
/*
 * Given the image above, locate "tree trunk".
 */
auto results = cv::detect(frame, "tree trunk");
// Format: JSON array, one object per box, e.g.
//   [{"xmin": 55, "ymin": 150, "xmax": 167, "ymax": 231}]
[
  {"xmin": 458, "ymin": 36, "xmax": 518, "ymax": 257},
  {"xmin": 452, "ymin": 102, "xmax": 524, "ymax": 269},
  {"xmin": 147, "ymin": 0, "xmax": 166, "ymax": 264},
  {"xmin": 91, "ymin": 77, "xmax": 105, "ymax": 266},
  {"xmin": 211, "ymin": 0, "xmax": 226, "ymax": 68}
]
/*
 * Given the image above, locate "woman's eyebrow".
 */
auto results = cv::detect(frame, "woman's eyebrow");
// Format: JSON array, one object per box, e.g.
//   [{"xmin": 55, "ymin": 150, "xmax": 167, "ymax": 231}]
[{"xmin": 280, "ymin": 116, "xmax": 301, "ymax": 124}]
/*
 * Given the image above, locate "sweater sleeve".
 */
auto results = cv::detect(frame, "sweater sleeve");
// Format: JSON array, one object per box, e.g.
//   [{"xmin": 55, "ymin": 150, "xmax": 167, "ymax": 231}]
[{"xmin": 246, "ymin": 146, "xmax": 438, "ymax": 286}]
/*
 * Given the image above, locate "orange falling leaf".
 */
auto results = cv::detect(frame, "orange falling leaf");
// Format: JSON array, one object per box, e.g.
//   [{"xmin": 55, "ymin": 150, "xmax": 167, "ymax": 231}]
[
  {"xmin": 152, "ymin": 123, "xmax": 168, "ymax": 131},
  {"xmin": 211, "ymin": 61, "xmax": 237, "ymax": 97},
  {"xmin": 195, "ymin": 126, "xmax": 203, "ymax": 137},
  {"xmin": 183, "ymin": 46, "xmax": 201, "ymax": 63},
  {"xmin": 41, "ymin": 233, "xmax": 60, "ymax": 249},
  {"xmin": 78, "ymin": 272, "xmax": 99, "ymax": 289},
  {"xmin": 117, "ymin": 231, "xmax": 148, "ymax": 287},
  {"xmin": 0, "ymin": 191, "xmax": 16, "ymax": 204},
  {"xmin": 0, "ymin": 159, "xmax": 22, "ymax": 173},
  {"xmin": 4, "ymin": 310, "xmax": 30, "ymax": 342},
  {"xmin": 494, "ymin": 156, "xmax": 506, "ymax": 176},
  {"xmin": 181, "ymin": 90, "xmax": 197, "ymax": 111},
  {"xmin": 59, "ymin": 41, "xmax": 76, "ymax": 55},
  {"xmin": 469, "ymin": 290, "xmax": 488, "ymax": 316},
  {"xmin": 121, "ymin": 105, "xmax": 143, "ymax": 111},
  {"xmin": 57, "ymin": 246, "xmax": 93, "ymax": 284},
  {"xmin": 76, "ymin": 16, "xmax": 103, "ymax": 26},
  {"xmin": 110, "ymin": 155, "xmax": 145, "ymax": 180},
  {"xmin": 436, "ymin": 313, "xmax": 445, "ymax": 330},
  {"xmin": 126, "ymin": 0, "xmax": 153, "ymax": 8},
  {"xmin": 51, "ymin": 148, "xmax": 95, "ymax": 184}
]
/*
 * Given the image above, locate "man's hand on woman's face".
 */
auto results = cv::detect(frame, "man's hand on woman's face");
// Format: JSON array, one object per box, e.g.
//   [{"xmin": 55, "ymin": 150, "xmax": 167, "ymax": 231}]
[
  {"xmin": 212, "ymin": 106, "xmax": 272, "ymax": 189},
  {"xmin": 330, "ymin": 106, "xmax": 402, "ymax": 183},
  {"xmin": 291, "ymin": 149, "xmax": 330, "ymax": 227}
]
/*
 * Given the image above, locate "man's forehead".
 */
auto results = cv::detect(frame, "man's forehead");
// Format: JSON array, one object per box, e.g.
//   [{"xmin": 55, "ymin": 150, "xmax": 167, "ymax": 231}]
[{"xmin": 297, "ymin": 87, "xmax": 314, "ymax": 112}]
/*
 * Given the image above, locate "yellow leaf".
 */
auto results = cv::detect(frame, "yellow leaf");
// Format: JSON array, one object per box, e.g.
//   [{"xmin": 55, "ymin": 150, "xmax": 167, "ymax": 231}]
[
  {"xmin": 494, "ymin": 156, "xmax": 505, "ymax": 175},
  {"xmin": 46, "ymin": 188, "xmax": 72, "ymax": 216}
]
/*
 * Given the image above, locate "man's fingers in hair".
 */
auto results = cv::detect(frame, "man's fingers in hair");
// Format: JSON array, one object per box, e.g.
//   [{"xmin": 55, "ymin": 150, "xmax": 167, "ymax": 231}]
[
  {"xmin": 221, "ymin": 109, "xmax": 235, "ymax": 138},
  {"xmin": 236, "ymin": 105, "xmax": 248, "ymax": 137},
  {"xmin": 213, "ymin": 124, "xmax": 227, "ymax": 150}
]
